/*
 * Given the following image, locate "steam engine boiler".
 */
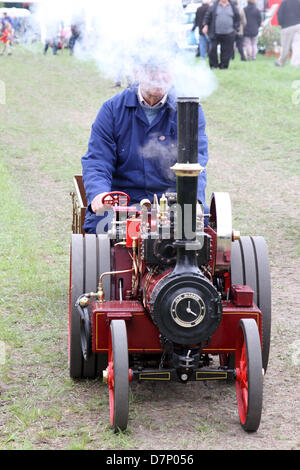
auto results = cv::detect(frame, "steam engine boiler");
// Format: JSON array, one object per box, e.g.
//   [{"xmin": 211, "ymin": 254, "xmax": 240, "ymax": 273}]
[{"xmin": 69, "ymin": 98, "xmax": 271, "ymax": 434}]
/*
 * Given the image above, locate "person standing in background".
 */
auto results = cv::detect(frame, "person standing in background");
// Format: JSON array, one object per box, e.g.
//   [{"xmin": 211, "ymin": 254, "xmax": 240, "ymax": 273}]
[
  {"xmin": 192, "ymin": 0, "xmax": 212, "ymax": 59},
  {"xmin": 275, "ymin": 0, "xmax": 300, "ymax": 66},
  {"xmin": 1, "ymin": 12, "xmax": 13, "ymax": 27},
  {"xmin": 43, "ymin": 21, "xmax": 60, "ymax": 56},
  {"xmin": 243, "ymin": 0, "xmax": 262, "ymax": 60},
  {"xmin": 69, "ymin": 23, "xmax": 82, "ymax": 56},
  {"xmin": 0, "ymin": 21, "xmax": 13, "ymax": 56},
  {"xmin": 233, "ymin": 0, "xmax": 247, "ymax": 61},
  {"xmin": 202, "ymin": 0, "xmax": 241, "ymax": 69}
]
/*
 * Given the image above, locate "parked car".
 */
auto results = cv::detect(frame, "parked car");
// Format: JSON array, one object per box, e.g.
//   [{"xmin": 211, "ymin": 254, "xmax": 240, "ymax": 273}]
[{"xmin": 174, "ymin": 3, "xmax": 202, "ymax": 51}]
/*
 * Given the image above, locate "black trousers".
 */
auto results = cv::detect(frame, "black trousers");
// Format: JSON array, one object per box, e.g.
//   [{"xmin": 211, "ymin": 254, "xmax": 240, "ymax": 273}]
[
  {"xmin": 209, "ymin": 32, "xmax": 235, "ymax": 69},
  {"xmin": 234, "ymin": 34, "xmax": 246, "ymax": 60}
]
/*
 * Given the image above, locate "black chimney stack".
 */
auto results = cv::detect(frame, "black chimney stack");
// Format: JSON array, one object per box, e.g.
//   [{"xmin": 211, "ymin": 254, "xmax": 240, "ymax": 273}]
[{"xmin": 171, "ymin": 97, "xmax": 204, "ymax": 274}]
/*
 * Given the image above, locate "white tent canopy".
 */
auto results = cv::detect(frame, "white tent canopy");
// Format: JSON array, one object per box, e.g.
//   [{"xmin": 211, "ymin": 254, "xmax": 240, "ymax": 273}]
[{"xmin": 0, "ymin": 7, "xmax": 31, "ymax": 17}]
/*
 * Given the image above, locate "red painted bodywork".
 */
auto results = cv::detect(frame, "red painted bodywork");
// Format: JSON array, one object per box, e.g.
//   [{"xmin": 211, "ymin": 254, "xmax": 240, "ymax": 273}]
[
  {"xmin": 92, "ymin": 300, "xmax": 262, "ymax": 355},
  {"xmin": 91, "ymin": 227, "xmax": 263, "ymax": 356},
  {"xmin": 126, "ymin": 219, "xmax": 141, "ymax": 247},
  {"xmin": 231, "ymin": 285, "xmax": 254, "ymax": 307},
  {"xmin": 92, "ymin": 300, "xmax": 162, "ymax": 353}
]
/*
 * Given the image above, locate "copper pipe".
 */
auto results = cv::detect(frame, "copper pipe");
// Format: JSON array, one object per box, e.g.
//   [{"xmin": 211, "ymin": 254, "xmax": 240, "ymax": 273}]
[{"xmin": 99, "ymin": 268, "xmax": 134, "ymax": 285}]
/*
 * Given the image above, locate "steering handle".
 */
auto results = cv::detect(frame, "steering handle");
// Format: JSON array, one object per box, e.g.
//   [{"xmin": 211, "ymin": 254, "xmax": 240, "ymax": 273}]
[{"xmin": 101, "ymin": 191, "xmax": 131, "ymax": 207}]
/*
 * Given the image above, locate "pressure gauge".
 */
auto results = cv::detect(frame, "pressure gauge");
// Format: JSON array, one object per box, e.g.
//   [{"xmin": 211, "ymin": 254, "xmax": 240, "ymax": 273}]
[{"xmin": 171, "ymin": 292, "xmax": 206, "ymax": 328}]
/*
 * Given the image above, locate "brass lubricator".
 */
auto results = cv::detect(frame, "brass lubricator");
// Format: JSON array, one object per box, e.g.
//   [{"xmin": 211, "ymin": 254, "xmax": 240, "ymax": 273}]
[
  {"xmin": 90, "ymin": 237, "xmax": 139, "ymax": 303},
  {"xmin": 159, "ymin": 194, "xmax": 168, "ymax": 222},
  {"xmin": 78, "ymin": 266, "xmax": 135, "ymax": 305},
  {"xmin": 78, "ymin": 229, "xmax": 140, "ymax": 304}
]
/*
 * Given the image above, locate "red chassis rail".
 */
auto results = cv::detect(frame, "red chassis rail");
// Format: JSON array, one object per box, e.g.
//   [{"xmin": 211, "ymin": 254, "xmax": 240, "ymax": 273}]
[{"xmin": 92, "ymin": 299, "xmax": 262, "ymax": 356}]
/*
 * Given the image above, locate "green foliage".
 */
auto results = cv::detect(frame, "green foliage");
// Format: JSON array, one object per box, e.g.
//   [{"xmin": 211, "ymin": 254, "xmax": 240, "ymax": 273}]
[{"xmin": 258, "ymin": 26, "xmax": 281, "ymax": 51}]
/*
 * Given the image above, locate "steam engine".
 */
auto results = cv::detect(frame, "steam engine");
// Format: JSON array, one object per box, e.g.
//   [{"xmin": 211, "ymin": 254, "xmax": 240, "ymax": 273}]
[
  {"xmin": 99, "ymin": 98, "xmax": 222, "ymax": 378},
  {"xmin": 70, "ymin": 98, "xmax": 271, "ymax": 434}
]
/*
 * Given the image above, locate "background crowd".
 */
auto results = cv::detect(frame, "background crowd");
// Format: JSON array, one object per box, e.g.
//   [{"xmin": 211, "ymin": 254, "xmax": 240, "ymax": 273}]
[
  {"xmin": 1, "ymin": 0, "xmax": 300, "ymax": 66},
  {"xmin": 192, "ymin": 0, "xmax": 300, "ymax": 68}
]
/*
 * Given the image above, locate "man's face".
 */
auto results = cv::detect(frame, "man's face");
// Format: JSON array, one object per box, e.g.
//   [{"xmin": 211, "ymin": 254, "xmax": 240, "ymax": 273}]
[{"xmin": 138, "ymin": 66, "xmax": 172, "ymax": 103}]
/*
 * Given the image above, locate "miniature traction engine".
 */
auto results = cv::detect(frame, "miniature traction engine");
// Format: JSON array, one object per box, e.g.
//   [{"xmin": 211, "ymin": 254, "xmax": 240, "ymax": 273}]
[{"xmin": 69, "ymin": 98, "xmax": 271, "ymax": 433}]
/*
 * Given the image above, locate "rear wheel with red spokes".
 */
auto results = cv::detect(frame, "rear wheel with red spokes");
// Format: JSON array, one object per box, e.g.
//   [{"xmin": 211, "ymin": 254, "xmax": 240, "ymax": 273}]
[
  {"xmin": 107, "ymin": 319, "xmax": 129, "ymax": 432},
  {"xmin": 235, "ymin": 319, "xmax": 263, "ymax": 432}
]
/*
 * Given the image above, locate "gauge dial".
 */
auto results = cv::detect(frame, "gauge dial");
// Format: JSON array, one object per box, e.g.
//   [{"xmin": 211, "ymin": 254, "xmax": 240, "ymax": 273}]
[{"xmin": 171, "ymin": 292, "xmax": 206, "ymax": 328}]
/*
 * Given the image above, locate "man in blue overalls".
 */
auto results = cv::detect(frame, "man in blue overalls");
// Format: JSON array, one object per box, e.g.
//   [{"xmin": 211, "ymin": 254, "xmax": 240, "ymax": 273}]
[{"xmin": 81, "ymin": 58, "xmax": 209, "ymax": 234}]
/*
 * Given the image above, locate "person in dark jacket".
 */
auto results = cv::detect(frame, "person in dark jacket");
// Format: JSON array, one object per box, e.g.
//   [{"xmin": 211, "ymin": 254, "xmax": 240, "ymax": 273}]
[
  {"xmin": 81, "ymin": 58, "xmax": 209, "ymax": 234},
  {"xmin": 202, "ymin": 0, "xmax": 241, "ymax": 69},
  {"xmin": 232, "ymin": 0, "xmax": 247, "ymax": 61},
  {"xmin": 192, "ymin": 0, "xmax": 212, "ymax": 58},
  {"xmin": 69, "ymin": 23, "xmax": 82, "ymax": 56},
  {"xmin": 275, "ymin": 0, "xmax": 300, "ymax": 66},
  {"xmin": 243, "ymin": 0, "xmax": 262, "ymax": 60},
  {"xmin": 1, "ymin": 12, "xmax": 13, "ymax": 27}
]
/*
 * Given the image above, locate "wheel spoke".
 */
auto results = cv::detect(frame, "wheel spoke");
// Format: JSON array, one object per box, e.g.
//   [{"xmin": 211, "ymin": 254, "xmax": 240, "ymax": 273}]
[
  {"xmin": 241, "ymin": 343, "xmax": 247, "ymax": 363},
  {"xmin": 109, "ymin": 388, "xmax": 114, "ymax": 426},
  {"xmin": 242, "ymin": 386, "xmax": 248, "ymax": 411}
]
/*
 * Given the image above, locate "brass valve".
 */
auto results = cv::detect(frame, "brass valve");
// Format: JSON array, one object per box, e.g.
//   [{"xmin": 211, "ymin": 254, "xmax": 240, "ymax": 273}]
[
  {"xmin": 232, "ymin": 230, "xmax": 241, "ymax": 241},
  {"xmin": 79, "ymin": 296, "xmax": 90, "ymax": 307}
]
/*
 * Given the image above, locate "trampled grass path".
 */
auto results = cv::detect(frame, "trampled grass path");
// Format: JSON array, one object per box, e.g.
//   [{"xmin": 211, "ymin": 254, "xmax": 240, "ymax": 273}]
[{"xmin": 0, "ymin": 45, "xmax": 299, "ymax": 450}]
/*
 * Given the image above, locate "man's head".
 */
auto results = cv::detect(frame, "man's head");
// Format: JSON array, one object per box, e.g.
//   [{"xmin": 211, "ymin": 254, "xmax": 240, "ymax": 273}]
[
  {"xmin": 137, "ymin": 62, "xmax": 172, "ymax": 105},
  {"xmin": 132, "ymin": 37, "xmax": 179, "ymax": 106},
  {"xmin": 134, "ymin": 54, "xmax": 173, "ymax": 106}
]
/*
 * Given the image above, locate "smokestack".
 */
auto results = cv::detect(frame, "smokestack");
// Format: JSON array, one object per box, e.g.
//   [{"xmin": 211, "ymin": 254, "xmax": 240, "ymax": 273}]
[{"xmin": 171, "ymin": 97, "xmax": 204, "ymax": 274}]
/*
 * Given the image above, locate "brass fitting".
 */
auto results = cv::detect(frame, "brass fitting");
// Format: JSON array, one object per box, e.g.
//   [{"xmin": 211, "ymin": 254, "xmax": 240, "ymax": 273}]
[
  {"xmin": 140, "ymin": 198, "xmax": 151, "ymax": 210},
  {"xmin": 79, "ymin": 296, "xmax": 90, "ymax": 307},
  {"xmin": 97, "ymin": 282, "xmax": 105, "ymax": 302},
  {"xmin": 232, "ymin": 230, "xmax": 241, "ymax": 241}
]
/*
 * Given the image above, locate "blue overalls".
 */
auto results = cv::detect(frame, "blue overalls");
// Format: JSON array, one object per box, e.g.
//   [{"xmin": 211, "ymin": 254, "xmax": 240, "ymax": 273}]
[{"xmin": 81, "ymin": 86, "xmax": 209, "ymax": 233}]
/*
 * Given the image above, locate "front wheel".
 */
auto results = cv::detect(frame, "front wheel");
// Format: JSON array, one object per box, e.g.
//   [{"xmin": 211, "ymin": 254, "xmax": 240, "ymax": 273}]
[
  {"xmin": 107, "ymin": 320, "xmax": 129, "ymax": 432},
  {"xmin": 235, "ymin": 319, "xmax": 263, "ymax": 432}
]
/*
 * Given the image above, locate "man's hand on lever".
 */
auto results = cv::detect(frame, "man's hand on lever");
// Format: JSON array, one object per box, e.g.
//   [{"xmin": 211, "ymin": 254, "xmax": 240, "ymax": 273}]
[{"xmin": 91, "ymin": 192, "xmax": 112, "ymax": 214}]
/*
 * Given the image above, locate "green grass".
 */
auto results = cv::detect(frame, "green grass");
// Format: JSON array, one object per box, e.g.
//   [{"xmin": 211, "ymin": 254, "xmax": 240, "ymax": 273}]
[
  {"xmin": 0, "ymin": 44, "xmax": 299, "ymax": 450},
  {"xmin": 204, "ymin": 56, "xmax": 300, "ymax": 175}
]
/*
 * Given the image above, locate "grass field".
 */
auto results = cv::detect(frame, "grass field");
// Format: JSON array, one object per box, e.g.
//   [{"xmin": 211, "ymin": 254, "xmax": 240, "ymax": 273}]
[{"xmin": 0, "ymin": 44, "xmax": 299, "ymax": 450}]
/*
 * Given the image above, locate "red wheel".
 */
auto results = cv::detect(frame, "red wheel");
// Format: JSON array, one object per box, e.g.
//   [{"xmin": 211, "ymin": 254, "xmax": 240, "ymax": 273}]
[
  {"xmin": 107, "ymin": 320, "xmax": 129, "ymax": 432},
  {"xmin": 102, "ymin": 191, "xmax": 130, "ymax": 207},
  {"xmin": 69, "ymin": 234, "xmax": 110, "ymax": 379},
  {"xmin": 235, "ymin": 319, "xmax": 263, "ymax": 432},
  {"xmin": 231, "ymin": 236, "xmax": 271, "ymax": 372}
]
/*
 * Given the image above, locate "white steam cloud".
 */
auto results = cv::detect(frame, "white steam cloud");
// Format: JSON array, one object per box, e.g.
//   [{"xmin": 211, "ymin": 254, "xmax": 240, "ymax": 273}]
[{"xmin": 33, "ymin": 0, "xmax": 217, "ymax": 99}]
